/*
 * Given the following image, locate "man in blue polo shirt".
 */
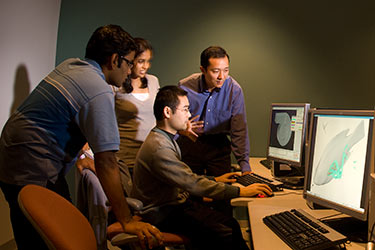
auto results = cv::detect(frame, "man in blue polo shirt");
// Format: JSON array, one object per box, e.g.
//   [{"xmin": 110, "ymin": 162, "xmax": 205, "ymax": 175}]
[{"xmin": 0, "ymin": 24, "xmax": 162, "ymax": 249}]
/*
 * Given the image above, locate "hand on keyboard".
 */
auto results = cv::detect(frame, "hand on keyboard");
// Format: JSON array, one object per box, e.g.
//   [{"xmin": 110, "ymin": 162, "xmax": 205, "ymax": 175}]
[
  {"xmin": 242, "ymin": 171, "xmax": 252, "ymax": 175},
  {"xmin": 234, "ymin": 173, "xmax": 283, "ymax": 192},
  {"xmin": 239, "ymin": 183, "xmax": 273, "ymax": 197},
  {"xmin": 214, "ymin": 172, "xmax": 240, "ymax": 183}
]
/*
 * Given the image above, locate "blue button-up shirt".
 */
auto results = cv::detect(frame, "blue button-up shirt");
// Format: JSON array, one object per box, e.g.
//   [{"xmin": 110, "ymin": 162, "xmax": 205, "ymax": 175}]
[{"xmin": 179, "ymin": 73, "xmax": 251, "ymax": 172}]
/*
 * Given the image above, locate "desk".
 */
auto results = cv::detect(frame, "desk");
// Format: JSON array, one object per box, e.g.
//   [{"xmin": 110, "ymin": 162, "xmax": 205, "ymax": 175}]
[{"xmin": 237, "ymin": 158, "xmax": 365, "ymax": 250}]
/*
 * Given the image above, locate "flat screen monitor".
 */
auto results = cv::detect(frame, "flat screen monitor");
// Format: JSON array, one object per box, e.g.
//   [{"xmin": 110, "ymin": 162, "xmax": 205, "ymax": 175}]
[
  {"xmin": 304, "ymin": 109, "xmax": 374, "ymax": 221},
  {"xmin": 267, "ymin": 103, "xmax": 310, "ymax": 168}
]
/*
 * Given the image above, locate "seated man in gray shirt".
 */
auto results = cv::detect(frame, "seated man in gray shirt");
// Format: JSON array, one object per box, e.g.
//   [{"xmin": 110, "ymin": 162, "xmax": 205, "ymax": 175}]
[{"xmin": 131, "ymin": 85, "xmax": 272, "ymax": 250}]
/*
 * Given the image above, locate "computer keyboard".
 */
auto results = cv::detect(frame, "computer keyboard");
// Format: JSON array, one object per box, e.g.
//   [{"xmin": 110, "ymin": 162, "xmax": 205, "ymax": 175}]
[
  {"xmin": 263, "ymin": 209, "xmax": 347, "ymax": 250},
  {"xmin": 235, "ymin": 173, "xmax": 283, "ymax": 192}
]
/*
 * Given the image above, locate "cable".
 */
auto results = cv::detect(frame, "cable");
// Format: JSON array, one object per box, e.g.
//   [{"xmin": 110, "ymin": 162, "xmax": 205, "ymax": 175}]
[
  {"xmin": 274, "ymin": 191, "xmax": 303, "ymax": 196},
  {"xmin": 318, "ymin": 212, "xmax": 343, "ymax": 221},
  {"xmin": 342, "ymin": 241, "xmax": 352, "ymax": 249},
  {"xmin": 340, "ymin": 242, "xmax": 348, "ymax": 249}
]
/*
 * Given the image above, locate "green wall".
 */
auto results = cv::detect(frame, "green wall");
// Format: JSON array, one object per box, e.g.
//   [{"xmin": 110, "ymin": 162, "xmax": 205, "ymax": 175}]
[{"xmin": 57, "ymin": 0, "xmax": 375, "ymax": 157}]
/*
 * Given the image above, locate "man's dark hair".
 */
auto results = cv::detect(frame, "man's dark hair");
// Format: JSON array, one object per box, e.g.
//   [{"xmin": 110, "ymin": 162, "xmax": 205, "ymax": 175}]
[
  {"xmin": 154, "ymin": 86, "xmax": 187, "ymax": 121},
  {"xmin": 200, "ymin": 46, "xmax": 230, "ymax": 69},
  {"xmin": 123, "ymin": 37, "xmax": 153, "ymax": 93},
  {"xmin": 85, "ymin": 24, "xmax": 136, "ymax": 66}
]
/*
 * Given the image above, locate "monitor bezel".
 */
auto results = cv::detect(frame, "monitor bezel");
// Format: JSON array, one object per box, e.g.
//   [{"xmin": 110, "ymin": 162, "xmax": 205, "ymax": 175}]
[
  {"xmin": 266, "ymin": 103, "xmax": 310, "ymax": 167},
  {"xmin": 303, "ymin": 109, "xmax": 375, "ymax": 221}
]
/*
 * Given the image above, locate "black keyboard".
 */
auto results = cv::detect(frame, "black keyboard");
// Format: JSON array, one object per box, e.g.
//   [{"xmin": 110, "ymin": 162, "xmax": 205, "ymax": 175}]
[
  {"xmin": 235, "ymin": 173, "xmax": 283, "ymax": 192},
  {"xmin": 263, "ymin": 209, "xmax": 347, "ymax": 250}
]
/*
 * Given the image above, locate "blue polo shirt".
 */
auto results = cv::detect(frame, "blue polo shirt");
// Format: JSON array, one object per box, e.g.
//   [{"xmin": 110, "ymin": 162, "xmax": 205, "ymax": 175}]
[{"xmin": 0, "ymin": 58, "xmax": 120, "ymax": 186}]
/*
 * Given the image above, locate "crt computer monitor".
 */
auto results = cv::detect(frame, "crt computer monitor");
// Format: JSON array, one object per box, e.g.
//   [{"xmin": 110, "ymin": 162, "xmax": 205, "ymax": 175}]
[
  {"xmin": 267, "ymin": 103, "xmax": 310, "ymax": 172},
  {"xmin": 303, "ymin": 109, "xmax": 374, "ymax": 221}
]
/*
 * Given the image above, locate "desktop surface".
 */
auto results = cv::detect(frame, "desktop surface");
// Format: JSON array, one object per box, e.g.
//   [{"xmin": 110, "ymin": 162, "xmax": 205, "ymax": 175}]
[{"xmin": 243, "ymin": 158, "xmax": 365, "ymax": 250}]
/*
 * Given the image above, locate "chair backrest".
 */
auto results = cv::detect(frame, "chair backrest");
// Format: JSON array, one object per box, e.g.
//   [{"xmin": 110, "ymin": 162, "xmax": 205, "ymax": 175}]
[
  {"xmin": 18, "ymin": 184, "xmax": 97, "ymax": 250},
  {"xmin": 76, "ymin": 169, "xmax": 140, "ymax": 249},
  {"xmin": 76, "ymin": 169, "xmax": 109, "ymax": 249},
  {"xmin": 77, "ymin": 169, "xmax": 190, "ymax": 249}
]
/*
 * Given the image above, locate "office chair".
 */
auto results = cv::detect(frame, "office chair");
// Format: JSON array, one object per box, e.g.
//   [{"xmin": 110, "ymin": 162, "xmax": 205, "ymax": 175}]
[
  {"xmin": 77, "ymin": 168, "xmax": 190, "ymax": 250},
  {"xmin": 17, "ymin": 184, "xmax": 98, "ymax": 250}
]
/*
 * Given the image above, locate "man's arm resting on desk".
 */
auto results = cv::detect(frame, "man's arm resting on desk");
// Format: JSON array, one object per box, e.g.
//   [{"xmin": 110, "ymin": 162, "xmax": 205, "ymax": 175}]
[{"xmin": 94, "ymin": 151, "xmax": 163, "ymax": 249}]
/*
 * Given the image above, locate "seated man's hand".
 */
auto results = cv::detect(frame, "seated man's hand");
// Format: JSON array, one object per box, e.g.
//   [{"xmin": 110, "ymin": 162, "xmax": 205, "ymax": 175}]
[
  {"xmin": 123, "ymin": 219, "xmax": 164, "ymax": 249},
  {"xmin": 215, "ymin": 172, "xmax": 239, "ymax": 183},
  {"xmin": 239, "ymin": 183, "xmax": 273, "ymax": 197},
  {"xmin": 178, "ymin": 115, "xmax": 204, "ymax": 142},
  {"xmin": 241, "ymin": 171, "xmax": 252, "ymax": 175}
]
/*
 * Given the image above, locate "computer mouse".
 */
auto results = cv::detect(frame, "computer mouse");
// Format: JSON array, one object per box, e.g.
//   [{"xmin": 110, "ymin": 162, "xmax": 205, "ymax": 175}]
[
  {"xmin": 313, "ymin": 120, "xmax": 364, "ymax": 186},
  {"xmin": 257, "ymin": 193, "xmax": 274, "ymax": 198}
]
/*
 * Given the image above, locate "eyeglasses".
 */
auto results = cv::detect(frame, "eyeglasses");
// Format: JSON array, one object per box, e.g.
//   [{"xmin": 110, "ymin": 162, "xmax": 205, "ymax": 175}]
[
  {"xmin": 120, "ymin": 56, "xmax": 134, "ymax": 68},
  {"xmin": 176, "ymin": 107, "xmax": 190, "ymax": 113}
]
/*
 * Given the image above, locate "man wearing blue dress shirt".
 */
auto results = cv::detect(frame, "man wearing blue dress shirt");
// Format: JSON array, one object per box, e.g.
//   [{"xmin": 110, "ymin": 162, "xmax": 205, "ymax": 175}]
[{"xmin": 177, "ymin": 46, "xmax": 251, "ymax": 178}]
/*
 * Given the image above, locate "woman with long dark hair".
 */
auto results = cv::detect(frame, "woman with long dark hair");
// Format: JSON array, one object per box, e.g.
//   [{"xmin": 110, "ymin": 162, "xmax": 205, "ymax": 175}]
[{"xmin": 113, "ymin": 38, "xmax": 160, "ymax": 195}]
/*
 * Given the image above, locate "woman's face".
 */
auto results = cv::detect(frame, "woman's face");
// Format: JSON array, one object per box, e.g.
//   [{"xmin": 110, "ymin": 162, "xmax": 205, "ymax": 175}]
[{"xmin": 132, "ymin": 49, "xmax": 152, "ymax": 78}]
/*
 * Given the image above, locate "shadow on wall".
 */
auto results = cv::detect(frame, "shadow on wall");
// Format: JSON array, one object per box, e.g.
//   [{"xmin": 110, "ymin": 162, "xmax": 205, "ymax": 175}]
[
  {"xmin": 10, "ymin": 64, "xmax": 31, "ymax": 116},
  {"xmin": 0, "ymin": 65, "xmax": 28, "ymax": 248}
]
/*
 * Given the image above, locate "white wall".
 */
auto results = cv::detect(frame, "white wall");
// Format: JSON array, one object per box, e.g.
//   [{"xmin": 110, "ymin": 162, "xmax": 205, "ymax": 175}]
[{"xmin": 0, "ymin": 0, "xmax": 61, "ymax": 247}]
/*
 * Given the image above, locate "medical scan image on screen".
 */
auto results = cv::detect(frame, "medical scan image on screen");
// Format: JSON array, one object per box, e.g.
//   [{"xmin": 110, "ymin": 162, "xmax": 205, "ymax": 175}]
[
  {"xmin": 268, "ymin": 106, "xmax": 306, "ymax": 162},
  {"xmin": 270, "ymin": 110, "xmax": 296, "ymax": 150},
  {"xmin": 309, "ymin": 115, "xmax": 370, "ymax": 213}
]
